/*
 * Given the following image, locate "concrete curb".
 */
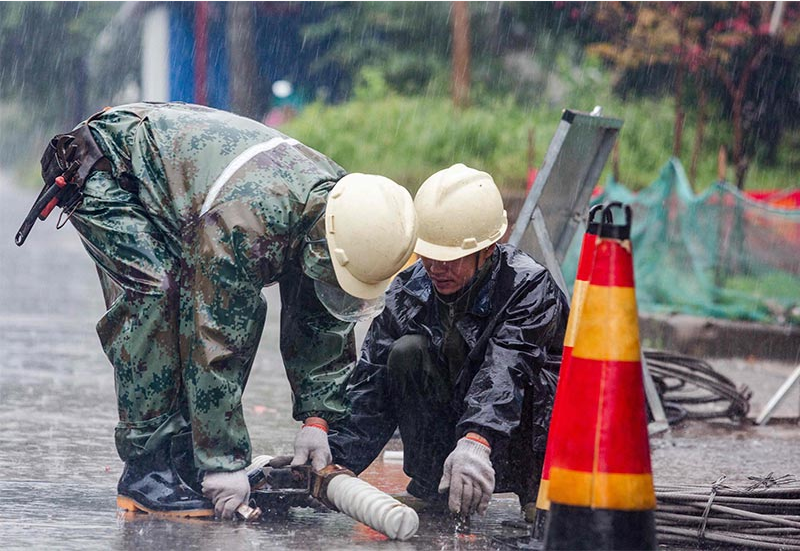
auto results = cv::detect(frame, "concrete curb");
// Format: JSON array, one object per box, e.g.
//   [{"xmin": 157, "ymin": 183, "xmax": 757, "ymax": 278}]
[{"xmin": 639, "ymin": 313, "xmax": 800, "ymax": 363}]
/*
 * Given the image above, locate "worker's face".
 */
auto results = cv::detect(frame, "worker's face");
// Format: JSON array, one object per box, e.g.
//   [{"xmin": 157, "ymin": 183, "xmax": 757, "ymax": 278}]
[{"xmin": 420, "ymin": 246, "xmax": 494, "ymax": 295}]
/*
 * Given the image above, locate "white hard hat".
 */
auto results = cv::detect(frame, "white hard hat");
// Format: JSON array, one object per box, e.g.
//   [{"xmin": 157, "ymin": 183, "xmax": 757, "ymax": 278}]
[
  {"xmin": 325, "ymin": 174, "xmax": 417, "ymax": 299},
  {"xmin": 414, "ymin": 163, "xmax": 508, "ymax": 261}
]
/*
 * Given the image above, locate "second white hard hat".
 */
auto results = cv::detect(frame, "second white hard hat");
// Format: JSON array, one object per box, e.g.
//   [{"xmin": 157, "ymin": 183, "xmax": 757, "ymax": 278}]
[
  {"xmin": 325, "ymin": 173, "xmax": 417, "ymax": 299},
  {"xmin": 414, "ymin": 163, "xmax": 508, "ymax": 261}
]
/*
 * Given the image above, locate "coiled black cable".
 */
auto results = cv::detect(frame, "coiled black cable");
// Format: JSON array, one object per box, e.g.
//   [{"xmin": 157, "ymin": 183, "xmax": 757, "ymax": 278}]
[{"xmin": 644, "ymin": 349, "xmax": 752, "ymax": 423}]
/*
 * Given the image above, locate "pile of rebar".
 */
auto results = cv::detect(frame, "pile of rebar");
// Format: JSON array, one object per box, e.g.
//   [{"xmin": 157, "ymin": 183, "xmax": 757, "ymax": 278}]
[
  {"xmin": 656, "ymin": 474, "xmax": 800, "ymax": 550},
  {"xmin": 644, "ymin": 349, "xmax": 752, "ymax": 424}
]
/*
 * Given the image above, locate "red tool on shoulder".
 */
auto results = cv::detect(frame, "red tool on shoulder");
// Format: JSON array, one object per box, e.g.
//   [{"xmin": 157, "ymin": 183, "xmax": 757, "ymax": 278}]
[
  {"xmin": 15, "ymin": 120, "xmax": 108, "ymax": 247},
  {"xmin": 15, "ymin": 108, "xmax": 111, "ymax": 247}
]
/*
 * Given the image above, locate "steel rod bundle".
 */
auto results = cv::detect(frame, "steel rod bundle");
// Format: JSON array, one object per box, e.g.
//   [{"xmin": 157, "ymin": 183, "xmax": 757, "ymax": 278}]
[{"xmin": 655, "ymin": 475, "xmax": 800, "ymax": 549}]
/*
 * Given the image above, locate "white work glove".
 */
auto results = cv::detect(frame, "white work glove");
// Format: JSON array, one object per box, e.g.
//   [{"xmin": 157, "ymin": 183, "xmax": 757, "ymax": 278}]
[
  {"xmin": 291, "ymin": 418, "xmax": 332, "ymax": 472},
  {"xmin": 438, "ymin": 435, "xmax": 495, "ymax": 516},
  {"xmin": 202, "ymin": 469, "xmax": 250, "ymax": 520}
]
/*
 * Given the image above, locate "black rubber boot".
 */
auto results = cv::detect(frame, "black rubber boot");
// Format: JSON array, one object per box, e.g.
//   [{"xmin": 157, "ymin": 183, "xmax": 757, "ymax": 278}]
[
  {"xmin": 117, "ymin": 443, "xmax": 214, "ymax": 517},
  {"xmin": 170, "ymin": 430, "xmax": 204, "ymax": 495}
]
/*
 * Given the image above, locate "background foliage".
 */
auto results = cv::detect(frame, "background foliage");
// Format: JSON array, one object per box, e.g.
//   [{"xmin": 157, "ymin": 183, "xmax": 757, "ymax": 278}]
[{"xmin": 1, "ymin": 1, "xmax": 798, "ymax": 192}]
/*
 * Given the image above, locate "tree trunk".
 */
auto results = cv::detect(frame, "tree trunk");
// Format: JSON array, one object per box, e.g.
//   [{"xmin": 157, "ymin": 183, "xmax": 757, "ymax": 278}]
[
  {"xmin": 689, "ymin": 79, "xmax": 707, "ymax": 188},
  {"xmin": 731, "ymin": 88, "xmax": 747, "ymax": 190},
  {"xmin": 194, "ymin": 2, "xmax": 209, "ymax": 106},
  {"xmin": 729, "ymin": 43, "xmax": 769, "ymax": 190},
  {"xmin": 673, "ymin": 62, "xmax": 685, "ymax": 159},
  {"xmin": 68, "ymin": 57, "xmax": 88, "ymax": 127},
  {"xmin": 227, "ymin": 2, "xmax": 260, "ymax": 119},
  {"xmin": 672, "ymin": 9, "xmax": 687, "ymax": 159},
  {"xmin": 451, "ymin": 1, "xmax": 471, "ymax": 109}
]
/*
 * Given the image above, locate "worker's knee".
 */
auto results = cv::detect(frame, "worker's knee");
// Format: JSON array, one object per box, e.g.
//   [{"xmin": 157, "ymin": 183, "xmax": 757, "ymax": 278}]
[{"xmin": 386, "ymin": 334, "xmax": 430, "ymax": 381}]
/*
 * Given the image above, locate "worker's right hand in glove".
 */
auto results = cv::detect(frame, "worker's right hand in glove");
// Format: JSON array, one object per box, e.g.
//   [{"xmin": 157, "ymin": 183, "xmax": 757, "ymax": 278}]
[
  {"xmin": 291, "ymin": 416, "xmax": 333, "ymax": 472},
  {"xmin": 202, "ymin": 469, "xmax": 250, "ymax": 520},
  {"xmin": 438, "ymin": 433, "xmax": 495, "ymax": 516}
]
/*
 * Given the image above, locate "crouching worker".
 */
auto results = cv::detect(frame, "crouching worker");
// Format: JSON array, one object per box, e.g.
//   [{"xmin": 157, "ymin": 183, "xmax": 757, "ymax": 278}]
[
  {"xmin": 23, "ymin": 102, "xmax": 417, "ymax": 519},
  {"xmin": 329, "ymin": 164, "xmax": 569, "ymax": 520}
]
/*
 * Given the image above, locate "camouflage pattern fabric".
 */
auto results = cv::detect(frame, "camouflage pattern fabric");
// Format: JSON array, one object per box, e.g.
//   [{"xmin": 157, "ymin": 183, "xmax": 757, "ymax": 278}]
[{"xmin": 66, "ymin": 102, "xmax": 355, "ymax": 471}]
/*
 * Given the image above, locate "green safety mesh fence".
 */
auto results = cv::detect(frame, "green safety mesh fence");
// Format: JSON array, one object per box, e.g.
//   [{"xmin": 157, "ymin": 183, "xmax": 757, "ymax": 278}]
[{"xmin": 561, "ymin": 159, "xmax": 800, "ymax": 325}]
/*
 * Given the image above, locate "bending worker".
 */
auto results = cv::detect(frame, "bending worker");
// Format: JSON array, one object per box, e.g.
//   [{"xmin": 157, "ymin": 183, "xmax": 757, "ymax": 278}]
[
  {"xmin": 329, "ymin": 164, "xmax": 569, "ymax": 519},
  {"xmin": 27, "ymin": 102, "xmax": 416, "ymax": 519}
]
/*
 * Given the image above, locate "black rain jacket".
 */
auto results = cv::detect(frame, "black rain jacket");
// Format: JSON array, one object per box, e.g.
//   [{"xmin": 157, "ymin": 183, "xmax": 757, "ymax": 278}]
[{"xmin": 330, "ymin": 243, "xmax": 570, "ymax": 482}]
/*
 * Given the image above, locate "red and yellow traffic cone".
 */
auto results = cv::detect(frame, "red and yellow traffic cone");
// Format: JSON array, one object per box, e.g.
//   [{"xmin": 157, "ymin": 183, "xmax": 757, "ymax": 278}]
[
  {"xmin": 543, "ymin": 204, "xmax": 656, "ymax": 550},
  {"xmin": 532, "ymin": 205, "xmax": 614, "ymax": 538}
]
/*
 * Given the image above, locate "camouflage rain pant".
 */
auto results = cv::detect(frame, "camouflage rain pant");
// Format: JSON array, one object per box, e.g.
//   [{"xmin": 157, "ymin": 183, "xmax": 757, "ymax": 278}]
[{"xmin": 69, "ymin": 170, "xmax": 266, "ymax": 466}]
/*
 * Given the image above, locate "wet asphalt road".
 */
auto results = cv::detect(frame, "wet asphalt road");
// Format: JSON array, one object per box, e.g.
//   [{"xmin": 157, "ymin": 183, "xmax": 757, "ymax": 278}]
[{"xmin": 1, "ymin": 176, "xmax": 797, "ymax": 550}]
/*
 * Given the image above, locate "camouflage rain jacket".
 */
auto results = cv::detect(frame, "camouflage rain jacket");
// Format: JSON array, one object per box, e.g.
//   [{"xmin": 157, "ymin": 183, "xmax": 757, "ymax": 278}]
[{"xmin": 68, "ymin": 102, "xmax": 353, "ymax": 471}]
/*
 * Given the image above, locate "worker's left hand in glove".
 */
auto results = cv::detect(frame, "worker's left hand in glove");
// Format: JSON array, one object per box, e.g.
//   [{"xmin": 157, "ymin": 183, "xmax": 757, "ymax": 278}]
[
  {"xmin": 438, "ymin": 433, "xmax": 495, "ymax": 516},
  {"xmin": 202, "ymin": 469, "xmax": 250, "ymax": 520},
  {"xmin": 291, "ymin": 416, "xmax": 332, "ymax": 472}
]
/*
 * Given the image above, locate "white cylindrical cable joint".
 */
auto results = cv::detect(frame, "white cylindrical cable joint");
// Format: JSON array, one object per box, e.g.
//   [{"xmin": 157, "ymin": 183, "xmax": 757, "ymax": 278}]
[
  {"xmin": 246, "ymin": 454, "xmax": 274, "ymax": 471},
  {"xmin": 325, "ymin": 473, "xmax": 419, "ymax": 541}
]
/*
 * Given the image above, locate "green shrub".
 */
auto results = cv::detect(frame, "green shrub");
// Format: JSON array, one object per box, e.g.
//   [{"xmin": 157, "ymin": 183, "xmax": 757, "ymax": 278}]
[
  {"xmin": 284, "ymin": 71, "xmax": 566, "ymax": 192},
  {"xmin": 284, "ymin": 67, "xmax": 800, "ymax": 194}
]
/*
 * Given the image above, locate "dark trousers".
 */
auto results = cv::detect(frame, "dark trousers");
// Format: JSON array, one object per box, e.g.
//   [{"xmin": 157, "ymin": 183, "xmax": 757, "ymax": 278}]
[
  {"xmin": 386, "ymin": 334, "xmax": 543, "ymax": 505},
  {"xmin": 386, "ymin": 335, "xmax": 460, "ymax": 498}
]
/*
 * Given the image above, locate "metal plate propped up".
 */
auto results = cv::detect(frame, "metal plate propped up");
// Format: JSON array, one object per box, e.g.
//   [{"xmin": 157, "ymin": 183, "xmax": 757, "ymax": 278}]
[{"xmin": 509, "ymin": 108, "xmax": 623, "ymax": 274}]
